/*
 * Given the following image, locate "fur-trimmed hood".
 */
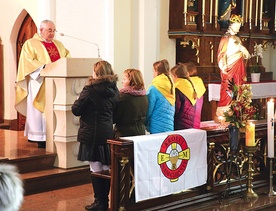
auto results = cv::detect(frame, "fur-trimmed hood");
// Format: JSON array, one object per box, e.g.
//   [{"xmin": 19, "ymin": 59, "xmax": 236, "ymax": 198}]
[
  {"xmin": 86, "ymin": 75, "xmax": 119, "ymax": 99},
  {"xmin": 89, "ymin": 74, "xmax": 118, "ymax": 85}
]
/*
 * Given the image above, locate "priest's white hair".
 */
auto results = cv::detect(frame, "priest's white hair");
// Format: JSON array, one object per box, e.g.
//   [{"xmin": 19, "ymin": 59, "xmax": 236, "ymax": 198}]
[{"xmin": 0, "ymin": 164, "xmax": 24, "ymax": 211}]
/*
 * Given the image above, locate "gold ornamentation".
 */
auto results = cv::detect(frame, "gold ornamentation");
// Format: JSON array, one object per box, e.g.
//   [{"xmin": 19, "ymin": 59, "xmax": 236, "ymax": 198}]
[{"xmin": 229, "ymin": 14, "xmax": 242, "ymax": 23}]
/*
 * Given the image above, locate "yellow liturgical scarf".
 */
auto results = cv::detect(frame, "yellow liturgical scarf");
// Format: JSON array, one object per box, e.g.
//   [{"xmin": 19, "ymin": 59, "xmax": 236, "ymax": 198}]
[
  {"xmin": 175, "ymin": 77, "xmax": 206, "ymax": 106},
  {"xmin": 152, "ymin": 74, "xmax": 175, "ymax": 106}
]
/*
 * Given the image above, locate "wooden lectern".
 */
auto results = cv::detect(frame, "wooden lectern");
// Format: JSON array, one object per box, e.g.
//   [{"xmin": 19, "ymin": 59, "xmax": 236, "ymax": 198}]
[{"xmin": 41, "ymin": 58, "xmax": 101, "ymax": 168}]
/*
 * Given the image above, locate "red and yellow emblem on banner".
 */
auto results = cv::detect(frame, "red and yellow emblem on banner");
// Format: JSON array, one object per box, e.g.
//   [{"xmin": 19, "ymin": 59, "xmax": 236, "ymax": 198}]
[{"xmin": 157, "ymin": 134, "xmax": 190, "ymax": 182}]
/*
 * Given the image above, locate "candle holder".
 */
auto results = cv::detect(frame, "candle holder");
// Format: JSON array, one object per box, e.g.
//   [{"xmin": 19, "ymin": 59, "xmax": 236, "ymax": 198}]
[
  {"xmin": 267, "ymin": 157, "xmax": 276, "ymax": 197},
  {"xmin": 243, "ymin": 145, "xmax": 258, "ymax": 202},
  {"xmin": 220, "ymin": 146, "xmax": 243, "ymax": 200}
]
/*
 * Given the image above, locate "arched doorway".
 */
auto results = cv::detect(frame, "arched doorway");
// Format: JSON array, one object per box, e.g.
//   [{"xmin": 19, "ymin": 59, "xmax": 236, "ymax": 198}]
[{"xmin": 16, "ymin": 14, "xmax": 37, "ymax": 130}]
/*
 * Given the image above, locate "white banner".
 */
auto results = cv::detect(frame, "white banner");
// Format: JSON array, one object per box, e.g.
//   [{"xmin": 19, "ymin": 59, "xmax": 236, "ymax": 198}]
[{"xmin": 123, "ymin": 129, "xmax": 207, "ymax": 202}]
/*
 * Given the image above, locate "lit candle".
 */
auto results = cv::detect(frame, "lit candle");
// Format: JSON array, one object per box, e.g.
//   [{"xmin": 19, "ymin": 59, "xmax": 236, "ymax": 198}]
[
  {"xmin": 246, "ymin": 122, "xmax": 255, "ymax": 146},
  {"xmin": 267, "ymin": 99, "xmax": 275, "ymax": 158}
]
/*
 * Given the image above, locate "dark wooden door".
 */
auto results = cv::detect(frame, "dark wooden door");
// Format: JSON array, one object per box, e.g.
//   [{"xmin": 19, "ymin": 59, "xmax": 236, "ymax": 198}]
[{"xmin": 16, "ymin": 14, "xmax": 37, "ymax": 130}]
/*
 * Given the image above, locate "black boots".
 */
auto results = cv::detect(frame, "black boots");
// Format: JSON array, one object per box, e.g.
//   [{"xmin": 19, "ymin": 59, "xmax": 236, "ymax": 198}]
[
  {"xmin": 85, "ymin": 198, "xmax": 103, "ymax": 211},
  {"xmin": 85, "ymin": 176, "xmax": 110, "ymax": 211}
]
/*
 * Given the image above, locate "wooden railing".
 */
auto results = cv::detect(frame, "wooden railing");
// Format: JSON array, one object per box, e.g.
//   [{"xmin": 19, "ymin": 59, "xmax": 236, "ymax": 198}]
[{"xmin": 107, "ymin": 120, "xmax": 270, "ymax": 210}]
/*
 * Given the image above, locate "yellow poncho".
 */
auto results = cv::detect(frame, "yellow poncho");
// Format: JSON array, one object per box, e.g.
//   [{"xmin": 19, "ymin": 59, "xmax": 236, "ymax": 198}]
[
  {"xmin": 174, "ymin": 76, "xmax": 206, "ymax": 106},
  {"xmin": 152, "ymin": 73, "xmax": 175, "ymax": 105}
]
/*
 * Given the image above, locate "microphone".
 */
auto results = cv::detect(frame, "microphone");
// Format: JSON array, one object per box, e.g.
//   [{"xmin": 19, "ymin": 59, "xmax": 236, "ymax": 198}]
[{"xmin": 59, "ymin": 32, "xmax": 100, "ymax": 58}]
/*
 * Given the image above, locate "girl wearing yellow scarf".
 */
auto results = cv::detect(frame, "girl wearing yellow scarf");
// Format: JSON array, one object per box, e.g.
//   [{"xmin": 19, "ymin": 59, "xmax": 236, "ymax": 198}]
[
  {"xmin": 146, "ymin": 59, "xmax": 175, "ymax": 134},
  {"xmin": 171, "ymin": 62, "xmax": 206, "ymax": 130}
]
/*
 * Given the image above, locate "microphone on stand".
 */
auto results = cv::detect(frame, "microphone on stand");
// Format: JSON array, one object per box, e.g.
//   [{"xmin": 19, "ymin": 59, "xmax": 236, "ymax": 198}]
[{"xmin": 59, "ymin": 32, "xmax": 101, "ymax": 58}]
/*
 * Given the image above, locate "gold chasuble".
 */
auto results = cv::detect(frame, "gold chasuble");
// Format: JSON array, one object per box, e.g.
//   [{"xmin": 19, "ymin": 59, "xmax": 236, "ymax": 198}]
[
  {"xmin": 15, "ymin": 33, "xmax": 70, "ymax": 115},
  {"xmin": 175, "ymin": 77, "xmax": 206, "ymax": 106}
]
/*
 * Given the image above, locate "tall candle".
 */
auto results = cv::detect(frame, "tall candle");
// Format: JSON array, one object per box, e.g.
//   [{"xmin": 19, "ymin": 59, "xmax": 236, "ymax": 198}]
[
  {"xmin": 210, "ymin": 1, "xmax": 213, "ymax": 23},
  {"xmin": 260, "ymin": 0, "xmax": 263, "ymax": 20},
  {"xmin": 267, "ymin": 99, "xmax": 275, "ymax": 158},
  {"xmin": 260, "ymin": 0, "xmax": 263, "ymax": 30},
  {"xmin": 184, "ymin": 0, "xmax": 187, "ymax": 13},
  {"xmin": 215, "ymin": 0, "xmax": 218, "ymax": 16},
  {"xmin": 255, "ymin": 0, "xmax": 258, "ymax": 26},
  {"xmin": 202, "ymin": 0, "xmax": 205, "ymax": 15},
  {"xmin": 249, "ymin": 0, "xmax": 252, "ymax": 19},
  {"xmin": 246, "ymin": 122, "xmax": 255, "ymax": 146}
]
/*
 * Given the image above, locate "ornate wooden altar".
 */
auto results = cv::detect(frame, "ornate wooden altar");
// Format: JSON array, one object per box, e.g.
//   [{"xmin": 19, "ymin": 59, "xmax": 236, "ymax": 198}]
[
  {"xmin": 169, "ymin": 0, "xmax": 276, "ymax": 121},
  {"xmin": 106, "ymin": 120, "xmax": 270, "ymax": 211}
]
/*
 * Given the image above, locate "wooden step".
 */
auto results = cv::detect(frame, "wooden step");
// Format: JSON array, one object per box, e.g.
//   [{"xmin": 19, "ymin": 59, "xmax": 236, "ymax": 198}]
[
  {"xmin": 0, "ymin": 122, "xmax": 10, "ymax": 129},
  {"xmin": 21, "ymin": 166, "xmax": 91, "ymax": 195},
  {"xmin": 5, "ymin": 153, "xmax": 57, "ymax": 173},
  {"xmin": 1, "ymin": 152, "xmax": 91, "ymax": 195},
  {"xmin": 0, "ymin": 129, "xmax": 91, "ymax": 195}
]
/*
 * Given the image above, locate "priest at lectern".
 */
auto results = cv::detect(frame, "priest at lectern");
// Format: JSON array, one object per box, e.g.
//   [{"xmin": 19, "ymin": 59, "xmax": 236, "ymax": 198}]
[{"xmin": 15, "ymin": 20, "xmax": 70, "ymax": 148}]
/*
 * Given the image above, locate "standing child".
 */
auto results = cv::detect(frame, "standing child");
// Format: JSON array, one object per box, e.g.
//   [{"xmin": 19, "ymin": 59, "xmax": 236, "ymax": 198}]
[
  {"xmin": 170, "ymin": 62, "xmax": 206, "ymax": 130},
  {"xmin": 146, "ymin": 59, "xmax": 175, "ymax": 134},
  {"xmin": 114, "ymin": 69, "xmax": 148, "ymax": 137},
  {"xmin": 71, "ymin": 60, "xmax": 119, "ymax": 211}
]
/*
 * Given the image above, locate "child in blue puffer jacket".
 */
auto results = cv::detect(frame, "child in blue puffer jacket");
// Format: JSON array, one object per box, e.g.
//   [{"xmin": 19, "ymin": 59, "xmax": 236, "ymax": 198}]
[{"xmin": 146, "ymin": 59, "xmax": 175, "ymax": 134}]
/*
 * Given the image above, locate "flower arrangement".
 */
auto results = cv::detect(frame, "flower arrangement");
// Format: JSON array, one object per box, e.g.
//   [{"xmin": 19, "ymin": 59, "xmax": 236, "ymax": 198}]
[
  {"xmin": 252, "ymin": 43, "xmax": 263, "ymax": 59},
  {"xmin": 223, "ymin": 79, "xmax": 257, "ymax": 130},
  {"xmin": 250, "ymin": 43, "xmax": 264, "ymax": 73}
]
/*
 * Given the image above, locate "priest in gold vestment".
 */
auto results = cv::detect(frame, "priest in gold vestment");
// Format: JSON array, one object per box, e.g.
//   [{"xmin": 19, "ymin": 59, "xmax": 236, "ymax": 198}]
[{"xmin": 15, "ymin": 20, "xmax": 70, "ymax": 148}]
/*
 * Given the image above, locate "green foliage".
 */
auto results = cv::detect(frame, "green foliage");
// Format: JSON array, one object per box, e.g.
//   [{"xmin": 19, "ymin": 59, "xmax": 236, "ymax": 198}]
[
  {"xmin": 250, "ymin": 65, "xmax": 260, "ymax": 73},
  {"xmin": 223, "ymin": 79, "xmax": 256, "ymax": 130}
]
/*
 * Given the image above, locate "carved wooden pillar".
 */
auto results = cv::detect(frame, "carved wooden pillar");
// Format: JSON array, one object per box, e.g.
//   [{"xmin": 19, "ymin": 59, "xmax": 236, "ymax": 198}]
[
  {"xmin": 108, "ymin": 139, "xmax": 133, "ymax": 211},
  {"xmin": 207, "ymin": 142, "xmax": 215, "ymax": 190}
]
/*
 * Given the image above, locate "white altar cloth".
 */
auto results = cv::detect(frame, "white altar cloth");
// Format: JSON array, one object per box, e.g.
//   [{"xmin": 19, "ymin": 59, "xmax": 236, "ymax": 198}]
[
  {"xmin": 122, "ymin": 129, "xmax": 207, "ymax": 202},
  {"xmin": 208, "ymin": 82, "xmax": 276, "ymax": 101}
]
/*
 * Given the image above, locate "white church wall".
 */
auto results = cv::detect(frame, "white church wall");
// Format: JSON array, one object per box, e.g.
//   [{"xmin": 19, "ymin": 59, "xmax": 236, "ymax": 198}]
[
  {"xmin": 262, "ymin": 45, "xmax": 276, "ymax": 80},
  {"xmin": 0, "ymin": 0, "xmax": 174, "ymax": 120}
]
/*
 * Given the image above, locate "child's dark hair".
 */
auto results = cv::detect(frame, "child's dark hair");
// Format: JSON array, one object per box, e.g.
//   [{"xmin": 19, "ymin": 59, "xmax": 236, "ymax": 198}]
[
  {"xmin": 171, "ymin": 62, "xmax": 197, "ymax": 99},
  {"xmin": 184, "ymin": 62, "xmax": 197, "ymax": 76},
  {"xmin": 153, "ymin": 59, "xmax": 174, "ymax": 94}
]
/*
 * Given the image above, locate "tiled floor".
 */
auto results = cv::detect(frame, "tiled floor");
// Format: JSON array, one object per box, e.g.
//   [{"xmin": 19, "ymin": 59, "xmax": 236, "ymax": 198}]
[
  {"xmin": 20, "ymin": 183, "xmax": 276, "ymax": 211},
  {"xmin": 20, "ymin": 183, "xmax": 95, "ymax": 211},
  {"xmin": 2, "ymin": 129, "xmax": 276, "ymax": 210}
]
